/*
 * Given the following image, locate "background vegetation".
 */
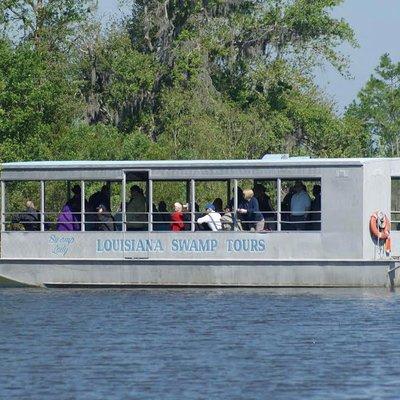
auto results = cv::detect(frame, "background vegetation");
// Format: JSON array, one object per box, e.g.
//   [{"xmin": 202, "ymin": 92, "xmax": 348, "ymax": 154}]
[
  {"xmin": 1, "ymin": 0, "xmax": 397, "ymax": 166},
  {"xmin": 0, "ymin": 0, "xmax": 399, "ymax": 217}
]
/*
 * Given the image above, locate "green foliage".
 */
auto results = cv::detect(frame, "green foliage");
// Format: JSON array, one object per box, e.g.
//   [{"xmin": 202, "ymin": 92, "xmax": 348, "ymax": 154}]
[
  {"xmin": 0, "ymin": 0, "xmax": 371, "ymax": 169},
  {"xmin": 347, "ymin": 54, "xmax": 400, "ymax": 156},
  {"xmin": 79, "ymin": 30, "xmax": 160, "ymax": 132},
  {"xmin": 0, "ymin": 39, "xmax": 81, "ymax": 161},
  {"xmin": 0, "ymin": 0, "xmax": 95, "ymax": 48}
]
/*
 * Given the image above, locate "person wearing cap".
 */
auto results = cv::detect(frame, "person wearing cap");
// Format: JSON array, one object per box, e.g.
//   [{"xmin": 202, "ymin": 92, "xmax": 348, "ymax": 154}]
[{"xmin": 197, "ymin": 203, "xmax": 222, "ymax": 231}]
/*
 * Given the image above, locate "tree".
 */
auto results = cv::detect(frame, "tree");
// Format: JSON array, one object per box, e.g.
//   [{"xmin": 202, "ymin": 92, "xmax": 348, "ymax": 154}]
[
  {"xmin": 0, "ymin": 39, "xmax": 83, "ymax": 161},
  {"xmin": 347, "ymin": 54, "xmax": 400, "ymax": 156},
  {"xmin": 0, "ymin": 0, "xmax": 367, "ymax": 165},
  {"xmin": 83, "ymin": 0, "xmax": 360, "ymax": 157},
  {"xmin": 0, "ymin": 0, "xmax": 95, "ymax": 49}
]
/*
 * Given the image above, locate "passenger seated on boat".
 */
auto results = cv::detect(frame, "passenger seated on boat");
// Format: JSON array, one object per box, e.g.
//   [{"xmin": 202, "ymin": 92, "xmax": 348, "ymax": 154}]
[
  {"xmin": 221, "ymin": 206, "xmax": 242, "ymax": 231},
  {"xmin": 182, "ymin": 203, "xmax": 192, "ymax": 230},
  {"xmin": 57, "ymin": 185, "xmax": 82, "ymax": 231},
  {"xmin": 171, "ymin": 202, "xmax": 185, "ymax": 231},
  {"xmin": 254, "ymin": 184, "xmax": 276, "ymax": 230},
  {"xmin": 228, "ymin": 186, "xmax": 244, "ymax": 210},
  {"xmin": 281, "ymin": 186, "xmax": 294, "ymax": 230},
  {"xmin": 95, "ymin": 204, "xmax": 114, "ymax": 231},
  {"xmin": 309, "ymin": 184, "xmax": 321, "ymax": 230},
  {"xmin": 153, "ymin": 201, "xmax": 170, "ymax": 231},
  {"xmin": 212, "ymin": 198, "xmax": 223, "ymax": 214},
  {"xmin": 89, "ymin": 185, "xmax": 110, "ymax": 212},
  {"xmin": 238, "ymin": 189, "xmax": 264, "ymax": 232},
  {"xmin": 12, "ymin": 200, "xmax": 40, "ymax": 231},
  {"xmin": 86, "ymin": 185, "xmax": 110, "ymax": 230},
  {"xmin": 290, "ymin": 180, "xmax": 311, "ymax": 230},
  {"xmin": 113, "ymin": 203, "xmax": 123, "ymax": 231},
  {"xmin": 197, "ymin": 203, "xmax": 222, "ymax": 231},
  {"xmin": 126, "ymin": 185, "xmax": 147, "ymax": 231}
]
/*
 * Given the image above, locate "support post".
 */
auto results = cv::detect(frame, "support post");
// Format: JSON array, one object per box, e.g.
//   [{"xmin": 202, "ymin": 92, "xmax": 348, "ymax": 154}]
[
  {"xmin": 277, "ymin": 178, "xmax": 282, "ymax": 231},
  {"xmin": 106, "ymin": 181, "xmax": 111, "ymax": 211},
  {"xmin": 122, "ymin": 172, "xmax": 127, "ymax": 232},
  {"xmin": 227, "ymin": 180, "xmax": 231, "ymax": 206},
  {"xmin": 40, "ymin": 181, "xmax": 45, "ymax": 232},
  {"xmin": 67, "ymin": 181, "xmax": 71, "ymax": 200},
  {"xmin": 81, "ymin": 180, "xmax": 85, "ymax": 231},
  {"xmin": 233, "ymin": 179, "xmax": 238, "ymax": 231},
  {"xmin": 148, "ymin": 179, "xmax": 153, "ymax": 232},
  {"xmin": 1, "ymin": 181, "xmax": 5, "ymax": 232},
  {"xmin": 190, "ymin": 179, "xmax": 196, "ymax": 232}
]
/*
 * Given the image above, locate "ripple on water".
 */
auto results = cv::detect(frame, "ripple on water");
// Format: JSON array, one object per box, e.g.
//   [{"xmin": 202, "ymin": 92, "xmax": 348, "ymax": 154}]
[{"xmin": 1, "ymin": 288, "xmax": 400, "ymax": 399}]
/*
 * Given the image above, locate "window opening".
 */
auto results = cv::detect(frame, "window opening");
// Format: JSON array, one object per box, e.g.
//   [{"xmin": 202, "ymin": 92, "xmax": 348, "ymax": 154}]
[
  {"xmin": 124, "ymin": 179, "xmax": 148, "ymax": 232},
  {"xmin": 45, "ymin": 181, "xmax": 82, "ymax": 231},
  {"xmin": 152, "ymin": 181, "xmax": 190, "ymax": 232},
  {"xmin": 280, "ymin": 179, "xmax": 321, "ymax": 231},
  {"xmin": 391, "ymin": 178, "xmax": 400, "ymax": 230},
  {"xmin": 4, "ymin": 181, "xmax": 40, "ymax": 231},
  {"xmin": 192, "ymin": 180, "xmax": 229, "ymax": 232}
]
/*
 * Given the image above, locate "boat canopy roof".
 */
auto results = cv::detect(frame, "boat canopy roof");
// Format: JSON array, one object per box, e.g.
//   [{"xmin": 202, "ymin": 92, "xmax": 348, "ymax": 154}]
[
  {"xmin": 1, "ymin": 157, "xmax": 396, "ymax": 169},
  {"xmin": 1, "ymin": 157, "xmax": 399, "ymax": 181}
]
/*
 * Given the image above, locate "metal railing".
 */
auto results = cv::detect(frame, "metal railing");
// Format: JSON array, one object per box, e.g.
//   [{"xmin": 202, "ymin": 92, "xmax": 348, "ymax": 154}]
[{"xmin": 2, "ymin": 209, "xmax": 322, "ymax": 232}]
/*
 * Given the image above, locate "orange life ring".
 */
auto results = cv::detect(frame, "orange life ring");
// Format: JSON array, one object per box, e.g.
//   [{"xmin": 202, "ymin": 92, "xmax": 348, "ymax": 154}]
[{"xmin": 370, "ymin": 211, "xmax": 391, "ymax": 253}]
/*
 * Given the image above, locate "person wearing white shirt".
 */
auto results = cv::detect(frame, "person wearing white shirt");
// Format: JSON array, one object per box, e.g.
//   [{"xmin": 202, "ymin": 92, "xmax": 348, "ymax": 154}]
[
  {"xmin": 290, "ymin": 181, "xmax": 311, "ymax": 230},
  {"xmin": 197, "ymin": 203, "xmax": 222, "ymax": 231}
]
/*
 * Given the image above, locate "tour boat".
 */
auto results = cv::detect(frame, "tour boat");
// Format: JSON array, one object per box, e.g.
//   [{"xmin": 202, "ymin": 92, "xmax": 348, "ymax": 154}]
[{"xmin": 0, "ymin": 157, "xmax": 399, "ymax": 287}]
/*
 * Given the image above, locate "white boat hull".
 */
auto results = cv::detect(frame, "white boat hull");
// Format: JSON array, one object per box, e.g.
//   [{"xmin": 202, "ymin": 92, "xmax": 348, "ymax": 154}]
[{"xmin": 0, "ymin": 258, "xmax": 398, "ymax": 288}]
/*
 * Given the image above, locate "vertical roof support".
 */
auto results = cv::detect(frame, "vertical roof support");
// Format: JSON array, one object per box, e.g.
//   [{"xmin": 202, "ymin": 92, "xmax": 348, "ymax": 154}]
[
  {"xmin": 190, "ymin": 179, "xmax": 196, "ymax": 232},
  {"xmin": 81, "ymin": 180, "xmax": 85, "ymax": 232},
  {"xmin": 122, "ymin": 172, "xmax": 126, "ymax": 232},
  {"xmin": 40, "ymin": 181, "xmax": 45, "ymax": 232},
  {"xmin": 1, "ymin": 180, "xmax": 5, "ymax": 232},
  {"xmin": 233, "ymin": 179, "xmax": 238, "ymax": 231},
  {"xmin": 277, "ymin": 178, "xmax": 282, "ymax": 232},
  {"xmin": 148, "ymin": 179, "xmax": 153, "ymax": 232}
]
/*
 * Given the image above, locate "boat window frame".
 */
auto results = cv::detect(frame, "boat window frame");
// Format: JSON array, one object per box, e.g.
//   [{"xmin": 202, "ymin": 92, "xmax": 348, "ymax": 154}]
[{"xmin": 0, "ymin": 172, "xmax": 322, "ymax": 233}]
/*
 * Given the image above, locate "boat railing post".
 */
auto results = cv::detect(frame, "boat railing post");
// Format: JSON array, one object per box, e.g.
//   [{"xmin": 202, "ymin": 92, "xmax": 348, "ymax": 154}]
[
  {"xmin": 148, "ymin": 179, "xmax": 153, "ymax": 232},
  {"xmin": 227, "ymin": 180, "xmax": 231, "ymax": 207},
  {"xmin": 1, "ymin": 180, "xmax": 5, "ymax": 232},
  {"xmin": 81, "ymin": 180, "xmax": 85, "ymax": 232},
  {"xmin": 190, "ymin": 179, "xmax": 195, "ymax": 232},
  {"xmin": 277, "ymin": 178, "xmax": 281, "ymax": 231},
  {"xmin": 122, "ymin": 173, "xmax": 127, "ymax": 232},
  {"xmin": 233, "ymin": 179, "xmax": 238, "ymax": 231},
  {"xmin": 40, "ymin": 180, "xmax": 45, "ymax": 232}
]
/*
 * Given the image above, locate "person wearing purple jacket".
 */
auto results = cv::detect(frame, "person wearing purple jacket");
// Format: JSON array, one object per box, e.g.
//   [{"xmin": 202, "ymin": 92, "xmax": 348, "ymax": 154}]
[
  {"xmin": 56, "ymin": 185, "xmax": 82, "ymax": 231},
  {"xmin": 56, "ymin": 203, "xmax": 80, "ymax": 231}
]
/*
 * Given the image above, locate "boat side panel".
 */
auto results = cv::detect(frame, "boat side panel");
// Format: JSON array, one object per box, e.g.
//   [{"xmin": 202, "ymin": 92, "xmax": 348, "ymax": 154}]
[
  {"xmin": 363, "ymin": 161, "xmax": 392, "ymax": 259},
  {"xmin": 2, "ymin": 230, "xmax": 360, "ymax": 260}
]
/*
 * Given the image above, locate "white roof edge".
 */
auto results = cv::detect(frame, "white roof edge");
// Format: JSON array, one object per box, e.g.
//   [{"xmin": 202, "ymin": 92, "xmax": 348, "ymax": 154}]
[{"xmin": 2, "ymin": 157, "xmax": 400, "ymax": 169}]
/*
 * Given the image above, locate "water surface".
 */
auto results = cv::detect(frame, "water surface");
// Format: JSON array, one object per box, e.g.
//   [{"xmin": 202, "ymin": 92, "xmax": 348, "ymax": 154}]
[{"xmin": 1, "ymin": 288, "xmax": 400, "ymax": 399}]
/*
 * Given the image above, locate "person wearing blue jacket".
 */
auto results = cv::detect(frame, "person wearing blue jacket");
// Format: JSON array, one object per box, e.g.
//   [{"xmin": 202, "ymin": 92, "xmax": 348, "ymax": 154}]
[{"xmin": 237, "ymin": 189, "xmax": 265, "ymax": 231}]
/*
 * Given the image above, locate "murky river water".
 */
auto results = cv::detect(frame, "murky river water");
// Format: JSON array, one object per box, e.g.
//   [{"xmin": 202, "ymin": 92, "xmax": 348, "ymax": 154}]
[{"xmin": 1, "ymin": 287, "xmax": 400, "ymax": 399}]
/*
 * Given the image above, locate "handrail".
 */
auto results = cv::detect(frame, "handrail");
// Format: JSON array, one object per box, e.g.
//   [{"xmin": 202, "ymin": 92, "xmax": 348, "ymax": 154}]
[{"xmin": 2, "ymin": 208, "xmax": 322, "ymax": 232}]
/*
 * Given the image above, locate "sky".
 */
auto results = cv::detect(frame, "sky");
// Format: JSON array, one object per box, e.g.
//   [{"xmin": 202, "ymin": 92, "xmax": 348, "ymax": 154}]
[{"xmin": 98, "ymin": 0, "xmax": 400, "ymax": 112}]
